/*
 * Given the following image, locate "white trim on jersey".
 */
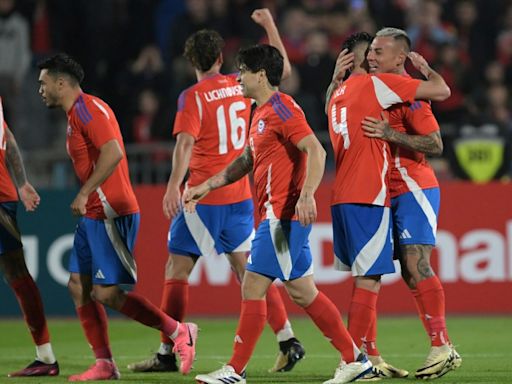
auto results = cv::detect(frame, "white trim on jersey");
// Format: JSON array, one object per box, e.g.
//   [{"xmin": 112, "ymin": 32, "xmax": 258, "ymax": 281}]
[
  {"xmin": 395, "ymin": 155, "xmax": 438, "ymax": 237},
  {"xmin": 353, "ymin": 207, "xmax": 390, "ymax": 276},
  {"xmin": 264, "ymin": 164, "xmax": 277, "ymax": 219},
  {"xmin": 184, "ymin": 210, "xmax": 219, "ymax": 257},
  {"xmin": 269, "ymin": 219, "xmax": 293, "ymax": 280},
  {"xmin": 371, "ymin": 76, "xmax": 404, "ymax": 109},
  {"xmin": 92, "ymin": 99, "xmax": 110, "ymax": 119},
  {"xmin": 195, "ymin": 91, "xmax": 203, "ymax": 123},
  {"xmin": 104, "ymin": 218, "xmax": 138, "ymax": 282},
  {"xmin": 372, "ymin": 143, "xmax": 389, "ymax": 206},
  {"xmin": 97, "ymin": 187, "xmax": 119, "ymax": 219}
]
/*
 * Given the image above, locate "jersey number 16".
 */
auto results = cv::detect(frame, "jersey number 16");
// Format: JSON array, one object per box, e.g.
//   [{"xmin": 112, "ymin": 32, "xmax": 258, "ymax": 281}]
[{"xmin": 217, "ymin": 101, "xmax": 247, "ymax": 154}]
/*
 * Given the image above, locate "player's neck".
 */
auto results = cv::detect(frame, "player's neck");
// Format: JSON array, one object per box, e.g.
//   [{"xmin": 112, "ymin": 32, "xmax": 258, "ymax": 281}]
[
  {"xmin": 197, "ymin": 67, "xmax": 220, "ymax": 81},
  {"xmin": 62, "ymin": 87, "xmax": 83, "ymax": 113},
  {"xmin": 253, "ymin": 85, "xmax": 276, "ymax": 106}
]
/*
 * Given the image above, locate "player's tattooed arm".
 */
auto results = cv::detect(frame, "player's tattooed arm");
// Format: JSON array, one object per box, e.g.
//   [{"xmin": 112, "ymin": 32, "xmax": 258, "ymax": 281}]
[
  {"xmin": 362, "ymin": 114, "xmax": 443, "ymax": 156},
  {"xmin": 5, "ymin": 127, "xmax": 27, "ymax": 187},
  {"xmin": 325, "ymin": 49, "xmax": 354, "ymax": 114},
  {"xmin": 207, "ymin": 145, "xmax": 253, "ymax": 190}
]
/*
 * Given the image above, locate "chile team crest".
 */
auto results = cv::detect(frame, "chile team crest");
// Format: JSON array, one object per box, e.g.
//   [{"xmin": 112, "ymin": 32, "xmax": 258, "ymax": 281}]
[{"xmin": 257, "ymin": 119, "xmax": 265, "ymax": 134}]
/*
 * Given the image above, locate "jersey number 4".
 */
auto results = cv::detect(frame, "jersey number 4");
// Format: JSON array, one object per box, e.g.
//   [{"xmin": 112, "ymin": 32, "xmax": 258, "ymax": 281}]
[
  {"xmin": 331, "ymin": 105, "xmax": 350, "ymax": 149},
  {"xmin": 217, "ymin": 101, "xmax": 246, "ymax": 154}
]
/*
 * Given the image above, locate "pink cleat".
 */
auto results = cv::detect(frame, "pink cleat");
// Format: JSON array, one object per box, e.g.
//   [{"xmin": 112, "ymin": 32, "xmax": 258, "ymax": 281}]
[
  {"xmin": 172, "ymin": 322, "xmax": 198, "ymax": 374},
  {"xmin": 68, "ymin": 360, "xmax": 120, "ymax": 381},
  {"xmin": 8, "ymin": 360, "xmax": 59, "ymax": 377}
]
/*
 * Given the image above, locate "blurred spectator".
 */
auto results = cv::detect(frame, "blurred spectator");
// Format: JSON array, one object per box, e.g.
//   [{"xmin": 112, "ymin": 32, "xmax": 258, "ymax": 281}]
[
  {"xmin": 297, "ymin": 29, "xmax": 334, "ymax": 108},
  {"xmin": 0, "ymin": 0, "xmax": 30, "ymax": 127},
  {"xmin": 406, "ymin": 0, "xmax": 455, "ymax": 63},
  {"xmin": 431, "ymin": 42, "xmax": 470, "ymax": 123},
  {"xmin": 278, "ymin": 7, "xmax": 311, "ymax": 64}
]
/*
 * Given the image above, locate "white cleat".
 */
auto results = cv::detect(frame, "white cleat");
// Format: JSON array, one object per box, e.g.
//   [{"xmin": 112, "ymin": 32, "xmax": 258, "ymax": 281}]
[
  {"xmin": 323, "ymin": 355, "xmax": 372, "ymax": 384},
  {"xmin": 195, "ymin": 365, "xmax": 246, "ymax": 384},
  {"xmin": 415, "ymin": 344, "xmax": 457, "ymax": 380}
]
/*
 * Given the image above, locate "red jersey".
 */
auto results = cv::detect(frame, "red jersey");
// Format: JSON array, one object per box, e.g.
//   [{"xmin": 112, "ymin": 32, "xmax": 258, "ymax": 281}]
[
  {"xmin": 173, "ymin": 73, "xmax": 252, "ymax": 205},
  {"xmin": 328, "ymin": 73, "xmax": 420, "ymax": 207},
  {"xmin": 66, "ymin": 93, "xmax": 139, "ymax": 219},
  {"xmin": 249, "ymin": 92, "xmax": 313, "ymax": 220},
  {"xmin": 0, "ymin": 98, "xmax": 18, "ymax": 203},
  {"xmin": 388, "ymin": 100, "xmax": 439, "ymax": 198}
]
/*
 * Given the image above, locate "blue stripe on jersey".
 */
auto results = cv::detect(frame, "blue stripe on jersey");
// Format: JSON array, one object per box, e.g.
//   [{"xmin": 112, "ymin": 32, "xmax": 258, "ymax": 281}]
[
  {"xmin": 409, "ymin": 101, "xmax": 422, "ymax": 111},
  {"xmin": 76, "ymin": 96, "xmax": 92, "ymax": 124},
  {"xmin": 177, "ymin": 90, "xmax": 187, "ymax": 112},
  {"xmin": 79, "ymin": 96, "xmax": 93, "ymax": 121},
  {"xmin": 270, "ymin": 93, "xmax": 292, "ymax": 122}
]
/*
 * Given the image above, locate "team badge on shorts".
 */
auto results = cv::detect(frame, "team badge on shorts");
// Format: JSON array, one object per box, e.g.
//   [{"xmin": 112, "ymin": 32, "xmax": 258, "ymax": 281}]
[{"xmin": 257, "ymin": 119, "xmax": 266, "ymax": 134}]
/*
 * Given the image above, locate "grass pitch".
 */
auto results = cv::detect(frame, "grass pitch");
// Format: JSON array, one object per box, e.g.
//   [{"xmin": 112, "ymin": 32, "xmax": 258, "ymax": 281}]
[{"xmin": 0, "ymin": 316, "xmax": 510, "ymax": 383}]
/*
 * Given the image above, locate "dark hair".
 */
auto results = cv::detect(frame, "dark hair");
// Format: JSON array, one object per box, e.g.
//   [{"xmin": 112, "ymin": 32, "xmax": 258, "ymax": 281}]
[
  {"xmin": 341, "ymin": 31, "xmax": 373, "ymax": 53},
  {"xmin": 236, "ymin": 44, "xmax": 283, "ymax": 87},
  {"xmin": 184, "ymin": 29, "xmax": 224, "ymax": 71},
  {"xmin": 37, "ymin": 53, "xmax": 85, "ymax": 84},
  {"xmin": 341, "ymin": 32, "xmax": 373, "ymax": 80}
]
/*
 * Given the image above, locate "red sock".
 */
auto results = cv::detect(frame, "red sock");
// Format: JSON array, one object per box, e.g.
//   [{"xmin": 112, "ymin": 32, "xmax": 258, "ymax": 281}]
[
  {"xmin": 411, "ymin": 288, "xmax": 431, "ymax": 337},
  {"xmin": 120, "ymin": 292, "xmax": 178, "ymax": 337},
  {"xmin": 76, "ymin": 301, "xmax": 112, "ymax": 359},
  {"xmin": 304, "ymin": 291, "xmax": 359, "ymax": 363},
  {"xmin": 159, "ymin": 279, "xmax": 188, "ymax": 344},
  {"xmin": 365, "ymin": 313, "xmax": 379, "ymax": 356},
  {"xmin": 265, "ymin": 284, "xmax": 288, "ymax": 334},
  {"xmin": 228, "ymin": 300, "xmax": 266, "ymax": 373},
  {"xmin": 10, "ymin": 276, "xmax": 50, "ymax": 346},
  {"xmin": 348, "ymin": 287, "xmax": 378, "ymax": 350},
  {"xmin": 417, "ymin": 276, "xmax": 449, "ymax": 346}
]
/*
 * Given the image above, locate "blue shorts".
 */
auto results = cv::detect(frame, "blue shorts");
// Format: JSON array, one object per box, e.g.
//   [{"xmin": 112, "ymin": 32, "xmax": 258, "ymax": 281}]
[
  {"xmin": 331, "ymin": 203, "xmax": 395, "ymax": 276},
  {"xmin": 0, "ymin": 202, "xmax": 22, "ymax": 254},
  {"xmin": 68, "ymin": 214, "xmax": 139, "ymax": 285},
  {"xmin": 168, "ymin": 199, "xmax": 254, "ymax": 257},
  {"xmin": 392, "ymin": 188, "xmax": 440, "ymax": 246},
  {"xmin": 246, "ymin": 219, "xmax": 314, "ymax": 282}
]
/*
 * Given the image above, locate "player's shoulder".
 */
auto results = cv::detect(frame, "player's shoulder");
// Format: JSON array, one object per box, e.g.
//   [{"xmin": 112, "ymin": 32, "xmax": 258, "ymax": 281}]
[
  {"xmin": 73, "ymin": 94, "xmax": 111, "ymax": 124},
  {"xmin": 267, "ymin": 92, "xmax": 303, "ymax": 122}
]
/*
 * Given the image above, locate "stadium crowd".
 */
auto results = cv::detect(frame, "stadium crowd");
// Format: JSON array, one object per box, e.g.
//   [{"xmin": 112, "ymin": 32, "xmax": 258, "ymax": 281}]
[{"xmin": 1, "ymin": 0, "xmax": 511, "ymax": 182}]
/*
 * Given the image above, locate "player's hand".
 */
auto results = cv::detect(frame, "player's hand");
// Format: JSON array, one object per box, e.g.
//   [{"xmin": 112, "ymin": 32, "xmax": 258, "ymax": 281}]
[
  {"xmin": 71, "ymin": 192, "xmax": 88, "ymax": 216},
  {"xmin": 408, "ymin": 52, "xmax": 431, "ymax": 79},
  {"xmin": 18, "ymin": 182, "xmax": 40, "ymax": 212},
  {"xmin": 332, "ymin": 49, "xmax": 354, "ymax": 85},
  {"xmin": 251, "ymin": 8, "xmax": 274, "ymax": 29},
  {"xmin": 295, "ymin": 192, "xmax": 317, "ymax": 226},
  {"xmin": 163, "ymin": 186, "xmax": 181, "ymax": 220},
  {"xmin": 362, "ymin": 112, "xmax": 392, "ymax": 140},
  {"xmin": 182, "ymin": 183, "xmax": 210, "ymax": 213}
]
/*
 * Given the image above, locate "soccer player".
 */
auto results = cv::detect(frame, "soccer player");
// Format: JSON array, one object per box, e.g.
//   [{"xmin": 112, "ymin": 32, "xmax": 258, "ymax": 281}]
[
  {"xmin": 0, "ymin": 97, "xmax": 59, "ymax": 378},
  {"xmin": 128, "ymin": 8, "xmax": 305, "ymax": 375},
  {"xmin": 326, "ymin": 32, "xmax": 450, "ymax": 381},
  {"xmin": 37, "ymin": 53, "xmax": 198, "ymax": 381},
  {"xmin": 360, "ymin": 27, "xmax": 461, "ymax": 379},
  {"xmin": 187, "ymin": 44, "xmax": 371, "ymax": 384}
]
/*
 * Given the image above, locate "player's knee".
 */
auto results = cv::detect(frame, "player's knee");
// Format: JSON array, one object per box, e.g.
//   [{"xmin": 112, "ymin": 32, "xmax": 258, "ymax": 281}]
[{"xmin": 0, "ymin": 249, "xmax": 29, "ymax": 281}]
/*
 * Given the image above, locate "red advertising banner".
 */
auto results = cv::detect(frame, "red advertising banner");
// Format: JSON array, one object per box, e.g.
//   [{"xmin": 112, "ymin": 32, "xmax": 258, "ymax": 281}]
[{"xmin": 133, "ymin": 181, "xmax": 512, "ymax": 315}]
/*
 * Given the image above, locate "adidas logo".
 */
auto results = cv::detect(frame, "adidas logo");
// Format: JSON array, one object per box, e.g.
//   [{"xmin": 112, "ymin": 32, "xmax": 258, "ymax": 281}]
[
  {"xmin": 95, "ymin": 269, "xmax": 106, "ymax": 279},
  {"xmin": 399, "ymin": 229, "xmax": 412, "ymax": 239},
  {"xmin": 234, "ymin": 335, "xmax": 243, "ymax": 344}
]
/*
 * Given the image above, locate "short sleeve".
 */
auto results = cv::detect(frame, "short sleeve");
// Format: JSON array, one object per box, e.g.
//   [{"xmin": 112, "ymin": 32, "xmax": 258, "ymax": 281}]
[
  {"xmin": 173, "ymin": 88, "xmax": 201, "ymax": 139},
  {"xmin": 278, "ymin": 98, "xmax": 313, "ymax": 146},
  {"xmin": 81, "ymin": 102, "xmax": 117, "ymax": 149},
  {"xmin": 405, "ymin": 101, "xmax": 440, "ymax": 135},
  {"xmin": 372, "ymin": 73, "xmax": 421, "ymax": 109}
]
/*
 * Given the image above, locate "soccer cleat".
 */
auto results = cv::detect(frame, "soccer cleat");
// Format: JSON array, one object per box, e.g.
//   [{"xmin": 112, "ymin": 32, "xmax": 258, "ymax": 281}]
[
  {"xmin": 357, "ymin": 356, "xmax": 408, "ymax": 380},
  {"xmin": 8, "ymin": 360, "xmax": 59, "ymax": 377},
  {"xmin": 195, "ymin": 365, "xmax": 246, "ymax": 384},
  {"xmin": 415, "ymin": 344, "xmax": 456, "ymax": 380},
  {"xmin": 68, "ymin": 360, "xmax": 120, "ymax": 381},
  {"xmin": 451, "ymin": 346, "xmax": 462, "ymax": 369},
  {"xmin": 127, "ymin": 353, "xmax": 178, "ymax": 372},
  {"xmin": 323, "ymin": 354, "xmax": 373, "ymax": 384},
  {"xmin": 172, "ymin": 322, "xmax": 198, "ymax": 374},
  {"xmin": 268, "ymin": 337, "xmax": 306, "ymax": 372}
]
